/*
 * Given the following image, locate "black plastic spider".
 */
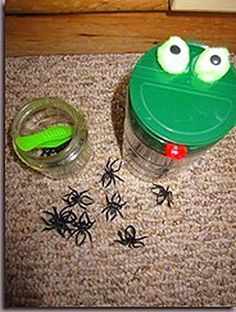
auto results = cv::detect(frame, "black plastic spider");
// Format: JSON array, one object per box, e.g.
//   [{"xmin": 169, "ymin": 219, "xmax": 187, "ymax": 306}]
[
  {"xmin": 101, "ymin": 192, "xmax": 127, "ymax": 221},
  {"xmin": 151, "ymin": 184, "xmax": 173, "ymax": 207},
  {"xmin": 41, "ymin": 139, "xmax": 72, "ymax": 157},
  {"xmin": 115, "ymin": 225, "xmax": 147, "ymax": 248},
  {"xmin": 100, "ymin": 157, "xmax": 124, "ymax": 188},
  {"xmin": 67, "ymin": 211, "xmax": 96, "ymax": 246},
  {"xmin": 156, "ymin": 159, "xmax": 174, "ymax": 178},
  {"xmin": 41, "ymin": 206, "xmax": 77, "ymax": 237},
  {"xmin": 62, "ymin": 186, "xmax": 94, "ymax": 209}
]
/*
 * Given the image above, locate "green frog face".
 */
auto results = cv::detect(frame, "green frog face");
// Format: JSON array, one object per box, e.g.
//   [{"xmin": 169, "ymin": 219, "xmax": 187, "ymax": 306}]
[
  {"xmin": 157, "ymin": 36, "xmax": 230, "ymax": 82},
  {"xmin": 129, "ymin": 36, "xmax": 236, "ymax": 159}
]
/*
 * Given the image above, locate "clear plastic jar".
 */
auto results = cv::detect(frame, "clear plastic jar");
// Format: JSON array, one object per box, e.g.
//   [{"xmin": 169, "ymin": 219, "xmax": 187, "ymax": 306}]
[
  {"xmin": 122, "ymin": 100, "xmax": 210, "ymax": 181},
  {"xmin": 11, "ymin": 97, "xmax": 89, "ymax": 180}
]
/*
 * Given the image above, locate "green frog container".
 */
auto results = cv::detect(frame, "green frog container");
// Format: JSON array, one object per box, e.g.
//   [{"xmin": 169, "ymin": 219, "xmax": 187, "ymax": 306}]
[{"xmin": 123, "ymin": 38, "xmax": 236, "ymax": 180}]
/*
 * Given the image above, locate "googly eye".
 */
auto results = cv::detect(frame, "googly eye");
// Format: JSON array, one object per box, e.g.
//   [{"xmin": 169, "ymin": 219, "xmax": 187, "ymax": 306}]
[
  {"xmin": 194, "ymin": 47, "xmax": 230, "ymax": 83},
  {"xmin": 156, "ymin": 36, "xmax": 190, "ymax": 74}
]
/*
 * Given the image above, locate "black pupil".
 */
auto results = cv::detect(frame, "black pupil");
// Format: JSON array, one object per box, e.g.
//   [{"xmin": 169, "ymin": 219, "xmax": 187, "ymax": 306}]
[
  {"xmin": 210, "ymin": 55, "xmax": 221, "ymax": 65},
  {"xmin": 170, "ymin": 45, "xmax": 181, "ymax": 55}
]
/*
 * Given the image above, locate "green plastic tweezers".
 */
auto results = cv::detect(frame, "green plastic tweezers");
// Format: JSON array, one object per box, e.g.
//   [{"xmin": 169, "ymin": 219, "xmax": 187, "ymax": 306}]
[{"xmin": 15, "ymin": 124, "xmax": 74, "ymax": 152}]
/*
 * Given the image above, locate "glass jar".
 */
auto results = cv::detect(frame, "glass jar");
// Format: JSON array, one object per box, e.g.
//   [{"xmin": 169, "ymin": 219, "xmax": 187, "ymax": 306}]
[
  {"xmin": 11, "ymin": 97, "xmax": 89, "ymax": 180},
  {"xmin": 123, "ymin": 41, "xmax": 236, "ymax": 181}
]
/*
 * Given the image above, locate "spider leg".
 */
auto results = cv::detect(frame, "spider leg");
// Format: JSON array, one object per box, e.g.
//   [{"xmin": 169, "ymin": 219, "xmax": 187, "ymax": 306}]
[
  {"xmin": 109, "ymin": 158, "xmax": 119, "ymax": 169},
  {"xmin": 159, "ymin": 190, "xmax": 166, "ymax": 196},
  {"xmin": 156, "ymin": 196, "xmax": 166, "ymax": 205},
  {"xmin": 61, "ymin": 196, "xmax": 76, "ymax": 208},
  {"xmin": 125, "ymin": 225, "xmax": 136, "ymax": 240},
  {"xmin": 105, "ymin": 194, "xmax": 110, "ymax": 204},
  {"xmin": 136, "ymin": 235, "xmax": 148, "ymax": 241},
  {"xmin": 151, "ymin": 191, "xmax": 164, "ymax": 198},
  {"xmin": 60, "ymin": 206, "xmax": 73, "ymax": 215},
  {"xmin": 55, "ymin": 227, "xmax": 66, "ymax": 238},
  {"xmin": 117, "ymin": 230, "xmax": 125, "ymax": 241},
  {"xmin": 114, "ymin": 239, "xmax": 128, "ymax": 246},
  {"xmin": 75, "ymin": 231, "xmax": 87, "ymax": 246},
  {"xmin": 105, "ymin": 209, "xmax": 111, "ymax": 221},
  {"xmin": 132, "ymin": 241, "xmax": 145, "ymax": 248},
  {"xmin": 109, "ymin": 210, "xmax": 117, "ymax": 222},
  {"xmin": 116, "ymin": 193, "xmax": 123, "ymax": 204},
  {"xmin": 125, "ymin": 232, "xmax": 134, "ymax": 242},
  {"xmin": 116, "ymin": 209, "xmax": 124, "ymax": 219},
  {"xmin": 78, "ymin": 189, "xmax": 90, "ymax": 197},
  {"xmin": 61, "ymin": 197, "xmax": 71, "ymax": 205},
  {"xmin": 114, "ymin": 231, "xmax": 129, "ymax": 245},
  {"xmin": 88, "ymin": 220, "xmax": 96, "ymax": 229},
  {"xmin": 99, "ymin": 173, "xmax": 106, "ymax": 185},
  {"xmin": 67, "ymin": 228, "xmax": 78, "ymax": 240},
  {"xmin": 120, "ymin": 201, "xmax": 127, "ymax": 208},
  {"xmin": 167, "ymin": 197, "xmax": 173, "ymax": 208},
  {"xmin": 61, "ymin": 194, "xmax": 69, "ymax": 202},
  {"xmin": 86, "ymin": 231, "xmax": 92, "ymax": 243},
  {"xmin": 62, "ymin": 227, "xmax": 73, "ymax": 237},
  {"xmin": 128, "ymin": 242, "xmax": 134, "ymax": 248},
  {"xmin": 168, "ymin": 191, "xmax": 174, "ymax": 201},
  {"xmin": 102, "ymin": 175, "xmax": 112, "ymax": 188},
  {"xmin": 114, "ymin": 161, "xmax": 122, "ymax": 173},
  {"xmin": 106, "ymin": 157, "xmax": 112, "ymax": 169},
  {"xmin": 113, "ymin": 174, "xmax": 124, "ymax": 182},
  {"xmin": 41, "ymin": 217, "xmax": 53, "ymax": 226},
  {"xmin": 111, "ymin": 159, "xmax": 122, "ymax": 172},
  {"xmin": 42, "ymin": 210, "xmax": 55, "ymax": 217},
  {"xmin": 106, "ymin": 176, "xmax": 114, "ymax": 188},
  {"xmin": 41, "ymin": 226, "xmax": 55, "ymax": 232},
  {"xmin": 61, "ymin": 210, "xmax": 77, "ymax": 223},
  {"xmin": 78, "ymin": 211, "xmax": 89, "ymax": 223},
  {"xmin": 62, "ymin": 191, "xmax": 76, "ymax": 203},
  {"xmin": 80, "ymin": 195, "xmax": 94, "ymax": 206},
  {"xmin": 68, "ymin": 186, "xmax": 78, "ymax": 194},
  {"xmin": 78, "ymin": 203, "xmax": 88, "ymax": 210},
  {"xmin": 112, "ymin": 176, "xmax": 116, "ymax": 187},
  {"xmin": 151, "ymin": 184, "xmax": 165, "ymax": 193},
  {"xmin": 82, "ymin": 220, "xmax": 95, "ymax": 231},
  {"xmin": 80, "ymin": 212, "xmax": 95, "ymax": 229},
  {"xmin": 111, "ymin": 192, "xmax": 120, "ymax": 203},
  {"xmin": 101, "ymin": 206, "xmax": 109, "ymax": 214},
  {"xmin": 62, "ymin": 192, "xmax": 71, "ymax": 198}
]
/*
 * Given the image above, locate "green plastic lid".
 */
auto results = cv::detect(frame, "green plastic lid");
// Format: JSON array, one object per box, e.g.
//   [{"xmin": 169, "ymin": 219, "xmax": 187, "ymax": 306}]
[{"xmin": 129, "ymin": 41, "xmax": 236, "ymax": 147}]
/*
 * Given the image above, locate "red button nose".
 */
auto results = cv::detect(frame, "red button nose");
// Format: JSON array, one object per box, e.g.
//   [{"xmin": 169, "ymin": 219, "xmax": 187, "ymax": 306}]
[{"xmin": 164, "ymin": 143, "xmax": 188, "ymax": 159}]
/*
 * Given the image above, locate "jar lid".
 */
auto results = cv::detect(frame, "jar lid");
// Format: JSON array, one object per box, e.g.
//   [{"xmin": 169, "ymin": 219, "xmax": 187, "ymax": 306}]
[{"xmin": 129, "ymin": 42, "xmax": 236, "ymax": 146}]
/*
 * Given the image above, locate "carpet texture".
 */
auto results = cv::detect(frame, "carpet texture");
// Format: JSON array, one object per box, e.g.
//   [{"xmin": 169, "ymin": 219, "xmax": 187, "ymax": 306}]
[{"xmin": 5, "ymin": 53, "xmax": 236, "ymax": 307}]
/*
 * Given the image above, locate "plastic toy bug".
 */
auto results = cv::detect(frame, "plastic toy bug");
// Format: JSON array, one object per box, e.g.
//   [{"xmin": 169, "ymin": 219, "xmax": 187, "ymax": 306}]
[
  {"xmin": 41, "ymin": 206, "xmax": 77, "ymax": 237},
  {"xmin": 62, "ymin": 186, "xmax": 94, "ymax": 210},
  {"xmin": 41, "ymin": 139, "xmax": 72, "ymax": 157},
  {"xmin": 101, "ymin": 192, "xmax": 127, "ymax": 221},
  {"xmin": 100, "ymin": 157, "xmax": 124, "ymax": 188},
  {"xmin": 67, "ymin": 211, "xmax": 96, "ymax": 246},
  {"xmin": 151, "ymin": 184, "xmax": 173, "ymax": 207},
  {"xmin": 115, "ymin": 225, "xmax": 147, "ymax": 248}
]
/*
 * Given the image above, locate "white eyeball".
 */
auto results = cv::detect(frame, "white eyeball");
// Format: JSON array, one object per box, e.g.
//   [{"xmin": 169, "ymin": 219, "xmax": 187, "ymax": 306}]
[
  {"xmin": 194, "ymin": 47, "xmax": 230, "ymax": 83},
  {"xmin": 157, "ymin": 36, "xmax": 190, "ymax": 74}
]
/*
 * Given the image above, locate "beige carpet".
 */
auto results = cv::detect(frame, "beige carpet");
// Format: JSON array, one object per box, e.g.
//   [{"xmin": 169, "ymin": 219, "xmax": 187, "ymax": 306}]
[{"xmin": 5, "ymin": 53, "xmax": 236, "ymax": 307}]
